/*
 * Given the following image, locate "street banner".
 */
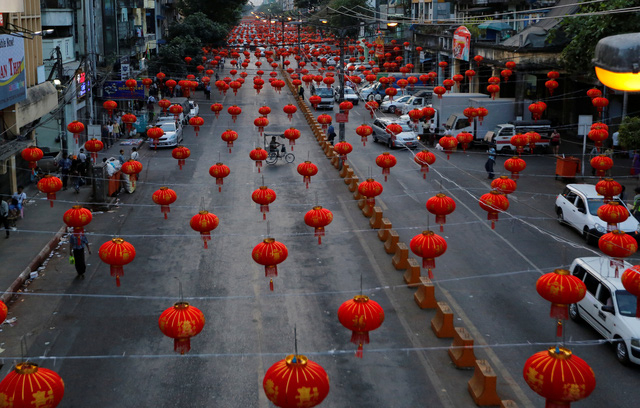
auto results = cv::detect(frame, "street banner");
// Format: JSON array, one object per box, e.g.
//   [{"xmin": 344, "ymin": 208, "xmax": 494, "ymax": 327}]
[
  {"xmin": 453, "ymin": 26, "xmax": 471, "ymax": 62},
  {"xmin": 0, "ymin": 34, "xmax": 27, "ymax": 111},
  {"xmin": 102, "ymin": 80, "xmax": 145, "ymax": 100}
]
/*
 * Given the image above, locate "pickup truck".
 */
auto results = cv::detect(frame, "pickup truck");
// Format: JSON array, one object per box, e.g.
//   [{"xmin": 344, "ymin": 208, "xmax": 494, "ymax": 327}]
[
  {"xmin": 484, "ymin": 120, "xmax": 553, "ymax": 153},
  {"xmin": 310, "ymin": 85, "xmax": 335, "ymax": 110}
]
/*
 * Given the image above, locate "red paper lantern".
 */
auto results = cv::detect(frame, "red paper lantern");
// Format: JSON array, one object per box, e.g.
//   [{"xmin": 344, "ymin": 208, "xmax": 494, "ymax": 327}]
[
  {"xmin": 188, "ymin": 116, "xmax": 204, "ymax": 136},
  {"xmin": 252, "ymin": 237, "xmax": 288, "ymax": 290},
  {"xmin": 254, "ymin": 116, "xmax": 269, "ymax": 136},
  {"xmin": 479, "ymin": 190, "xmax": 510, "ymax": 229},
  {"xmin": 309, "ymin": 95, "xmax": 321, "ymax": 110},
  {"xmin": 323, "ymin": 76, "xmax": 335, "ymax": 88},
  {"xmin": 209, "ymin": 162, "xmax": 230, "ymax": 192},
  {"xmin": 510, "ymin": 133, "xmax": 528, "ymax": 156},
  {"xmin": 121, "ymin": 159, "xmax": 143, "ymax": 182},
  {"xmin": 221, "ymin": 129, "xmax": 239, "ymax": 153},
  {"xmin": 158, "ymin": 302, "xmax": 205, "ymax": 354},
  {"xmin": 456, "ymin": 132, "xmax": 473, "ymax": 152},
  {"xmin": 252, "ymin": 185, "xmax": 277, "ymax": 220},
  {"xmin": 442, "ymin": 78, "xmax": 455, "ymax": 91},
  {"xmin": 586, "ymin": 88, "xmax": 602, "ymax": 99},
  {"xmin": 158, "ymin": 99, "xmax": 171, "ymax": 113},
  {"xmin": 334, "ymin": 141, "xmax": 353, "ymax": 164},
  {"xmin": 422, "ymin": 107, "xmax": 436, "ymax": 121},
  {"xmin": 426, "ymin": 193, "xmax": 456, "ymax": 232},
  {"xmin": 165, "ymin": 79, "xmax": 177, "ymax": 91},
  {"xmin": 439, "ymin": 136, "xmax": 458, "ymax": 160},
  {"xmin": 0, "ymin": 362, "xmax": 65, "ymax": 407},
  {"xmin": 592, "ymin": 97, "xmax": 609, "ymax": 117},
  {"xmin": 66, "ymin": 120, "xmax": 84, "ymax": 144},
  {"xmin": 526, "ymin": 131, "xmax": 541, "ymax": 151},
  {"xmin": 190, "ymin": 210, "xmax": 219, "ymax": 249},
  {"xmin": 356, "ymin": 124, "xmax": 373, "ymax": 146},
  {"xmin": 523, "ymin": 347, "xmax": 595, "ymax": 408},
  {"xmin": 504, "ymin": 156, "xmax": 526, "ymax": 180},
  {"xmin": 297, "ymin": 161, "xmax": 318, "ymax": 188},
  {"xmin": 338, "ymin": 295, "xmax": 385, "ymax": 357},
  {"xmin": 500, "ymin": 69, "xmax": 512, "ymax": 82},
  {"xmin": 488, "ymin": 76, "xmax": 501, "ymax": 85},
  {"xmin": 103, "ymin": 100, "xmax": 117, "ymax": 117},
  {"xmin": 505, "ymin": 61, "xmax": 516, "ymax": 70},
  {"xmin": 621, "ymin": 265, "xmax": 640, "ymax": 317},
  {"xmin": 598, "ymin": 201, "xmax": 629, "ymax": 233},
  {"xmin": 156, "ymin": 72, "xmax": 166, "ymax": 82},
  {"xmin": 375, "ymin": 152, "xmax": 397, "ymax": 182},
  {"xmin": 599, "ymin": 230, "xmax": 638, "ymax": 276},
  {"xmin": 63, "ymin": 205, "xmax": 92, "ymax": 233},
  {"xmin": 365, "ymin": 101, "xmax": 378, "ymax": 118},
  {"xmin": 410, "ymin": 230, "xmax": 447, "ymax": 278},
  {"xmin": 385, "ymin": 87, "xmax": 398, "ymax": 100},
  {"xmin": 146, "ymin": 127, "xmax": 164, "ymax": 149},
  {"xmin": 98, "ymin": 237, "xmax": 136, "ymax": 286},
  {"xmin": 596, "ymin": 178, "xmax": 622, "ymax": 201},
  {"xmin": 473, "ymin": 55, "xmax": 483, "ymax": 64},
  {"xmin": 465, "ymin": 69, "xmax": 476, "ymax": 80},
  {"xmin": 339, "ymin": 101, "xmax": 354, "ymax": 118},
  {"xmin": 545, "ymin": 79, "xmax": 559, "ymax": 96},
  {"xmin": 283, "ymin": 128, "xmax": 301, "ymax": 150},
  {"xmin": 487, "ymin": 84, "xmax": 500, "ymax": 99},
  {"xmin": 358, "ymin": 178, "xmax": 383, "ymax": 209},
  {"xmin": 263, "ymin": 354, "xmax": 330, "ymax": 407},
  {"xmin": 121, "ymin": 113, "xmax": 137, "ymax": 132},
  {"xmin": 547, "ymin": 71, "xmax": 560, "ymax": 80},
  {"xmin": 152, "ymin": 187, "xmax": 177, "ymax": 219},
  {"xmin": 229, "ymin": 80, "xmax": 241, "ymax": 95},
  {"xmin": 283, "ymin": 104, "xmax": 297, "ymax": 121},
  {"xmin": 590, "ymin": 155, "xmax": 613, "ymax": 178},
  {"xmin": 463, "ymin": 107, "xmax": 477, "ymax": 122},
  {"xmin": 250, "ymin": 147, "xmax": 268, "ymax": 172},
  {"xmin": 0, "ymin": 300, "xmax": 6, "ymax": 323},
  {"xmin": 491, "ymin": 176, "xmax": 517, "ymax": 195},
  {"xmin": 407, "ymin": 109, "xmax": 424, "ymax": 126},
  {"xmin": 258, "ymin": 106, "xmax": 271, "ymax": 117},
  {"xmin": 587, "ymin": 127, "xmax": 608, "ymax": 149},
  {"xmin": 476, "ymin": 107, "xmax": 488, "ymax": 124},
  {"xmin": 37, "ymin": 175, "xmax": 63, "ymax": 207},
  {"xmin": 536, "ymin": 269, "xmax": 587, "ymax": 336},
  {"xmin": 304, "ymin": 206, "xmax": 333, "ymax": 244},
  {"xmin": 171, "ymin": 146, "xmax": 190, "ymax": 170},
  {"xmin": 433, "ymin": 86, "xmax": 446, "ymax": 99},
  {"xmin": 84, "ymin": 138, "xmax": 103, "ymax": 163},
  {"xmin": 414, "ymin": 149, "xmax": 436, "ymax": 178},
  {"xmin": 125, "ymin": 78, "xmax": 137, "ymax": 92}
]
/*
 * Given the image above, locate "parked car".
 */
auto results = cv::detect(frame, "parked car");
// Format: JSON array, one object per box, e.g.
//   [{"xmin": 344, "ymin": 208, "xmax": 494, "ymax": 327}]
[
  {"xmin": 555, "ymin": 184, "xmax": 640, "ymax": 245},
  {"xmin": 154, "ymin": 121, "xmax": 184, "ymax": 148},
  {"xmin": 188, "ymin": 101, "xmax": 199, "ymax": 119},
  {"xmin": 569, "ymin": 257, "xmax": 640, "ymax": 365},
  {"xmin": 333, "ymin": 87, "xmax": 360, "ymax": 105},
  {"xmin": 380, "ymin": 95, "xmax": 412, "ymax": 114},
  {"xmin": 370, "ymin": 117, "xmax": 419, "ymax": 149}
]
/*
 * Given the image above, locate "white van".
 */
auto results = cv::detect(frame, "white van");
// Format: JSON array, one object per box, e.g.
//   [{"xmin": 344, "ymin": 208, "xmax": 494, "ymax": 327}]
[{"xmin": 310, "ymin": 85, "xmax": 334, "ymax": 110}]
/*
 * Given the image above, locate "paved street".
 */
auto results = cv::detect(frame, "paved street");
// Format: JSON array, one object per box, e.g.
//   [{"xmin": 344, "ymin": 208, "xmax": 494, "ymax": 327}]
[{"xmin": 2, "ymin": 63, "xmax": 640, "ymax": 407}]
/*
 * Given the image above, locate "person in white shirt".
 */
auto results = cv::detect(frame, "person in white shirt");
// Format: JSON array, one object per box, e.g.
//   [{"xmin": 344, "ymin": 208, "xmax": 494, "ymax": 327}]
[
  {"xmin": 130, "ymin": 147, "xmax": 139, "ymax": 161},
  {"xmin": 612, "ymin": 130, "xmax": 620, "ymax": 156},
  {"xmin": 12, "ymin": 186, "xmax": 27, "ymax": 218}
]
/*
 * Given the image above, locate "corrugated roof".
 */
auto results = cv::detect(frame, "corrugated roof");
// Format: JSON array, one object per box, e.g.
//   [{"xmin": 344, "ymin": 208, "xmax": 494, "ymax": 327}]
[{"xmin": 501, "ymin": 0, "xmax": 580, "ymax": 47}]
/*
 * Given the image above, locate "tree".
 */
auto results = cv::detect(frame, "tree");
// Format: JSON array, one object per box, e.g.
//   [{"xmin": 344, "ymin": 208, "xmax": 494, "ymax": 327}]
[
  {"xmin": 168, "ymin": 12, "xmax": 228, "ymax": 46},
  {"xmin": 323, "ymin": 0, "xmax": 372, "ymax": 38},
  {"xmin": 256, "ymin": 2, "xmax": 283, "ymax": 17},
  {"xmin": 619, "ymin": 116, "xmax": 640, "ymax": 151},
  {"xmin": 555, "ymin": 0, "xmax": 640, "ymax": 77},
  {"xmin": 177, "ymin": 0, "xmax": 248, "ymax": 28}
]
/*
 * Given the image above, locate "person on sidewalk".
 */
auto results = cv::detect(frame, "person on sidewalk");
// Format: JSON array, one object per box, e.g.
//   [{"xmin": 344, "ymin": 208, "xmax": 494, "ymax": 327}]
[
  {"xmin": 69, "ymin": 229, "xmax": 91, "ymax": 278},
  {"xmin": 101, "ymin": 123, "xmax": 109, "ymax": 148},
  {"xmin": 12, "ymin": 186, "xmax": 27, "ymax": 218},
  {"xmin": 113, "ymin": 121, "xmax": 121, "ymax": 141},
  {"xmin": 327, "ymin": 124, "xmax": 336, "ymax": 145},
  {"xmin": 130, "ymin": 147, "xmax": 139, "ymax": 161},
  {"xmin": 118, "ymin": 150, "xmax": 126, "ymax": 164},
  {"xmin": 298, "ymin": 85, "xmax": 305, "ymax": 100},
  {"xmin": 550, "ymin": 129, "xmax": 561, "ymax": 155},
  {"xmin": 485, "ymin": 140, "xmax": 497, "ymax": 179},
  {"xmin": 59, "ymin": 153, "xmax": 72, "ymax": 190},
  {"xmin": 632, "ymin": 188, "xmax": 640, "ymax": 221},
  {"xmin": 107, "ymin": 122, "xmax": 114, "ymax": 147},
  {"xmin": 0, "ymin": 199, "xmax": 10, "ymax": 238}
]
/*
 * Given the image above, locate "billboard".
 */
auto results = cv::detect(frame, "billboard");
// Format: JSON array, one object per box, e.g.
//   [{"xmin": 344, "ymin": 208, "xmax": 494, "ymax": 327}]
[
  {"xmin": 453, "ymin": 26, "xmax": 471, "ymax": 62},
  {"xmin": 0, "ymin": 34, "xmax": 27, "ymax": 111},
  {"xmin": 102, "ymin": 80, "xmax": 144, "ymax": 100}
]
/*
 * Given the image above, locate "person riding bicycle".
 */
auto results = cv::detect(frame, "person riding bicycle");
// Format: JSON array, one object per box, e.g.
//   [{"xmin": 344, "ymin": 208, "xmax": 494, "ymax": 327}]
[{"xmin": 269, "ymin": 136, "xmax": 282, "ymax": 154}]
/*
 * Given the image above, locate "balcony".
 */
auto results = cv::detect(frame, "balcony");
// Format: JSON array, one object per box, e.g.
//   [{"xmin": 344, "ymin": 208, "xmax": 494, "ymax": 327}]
[
  {"xmin": 42, "ymin": 37, "xmax": 76, "ymax": 64},
  {"xmin": 41, "ymin": 0, "xmax": 73, "ymax": 27}
]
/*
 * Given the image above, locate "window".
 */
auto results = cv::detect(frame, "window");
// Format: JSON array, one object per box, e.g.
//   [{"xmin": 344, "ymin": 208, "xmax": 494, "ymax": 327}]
[
  {"xmin": 583, "ymin": 272, "xmax": 600, "ymax": 296},
  {"xmin": 573, "ymin": 265, "xmax": 587, "ymax": 281},
  {"xmin": 597, "ymin": 285, "xmax": 612, "ymax": 306},
  {"xmin": 576, "ymin": 198, "xmax": 586, "ymax": 212}
]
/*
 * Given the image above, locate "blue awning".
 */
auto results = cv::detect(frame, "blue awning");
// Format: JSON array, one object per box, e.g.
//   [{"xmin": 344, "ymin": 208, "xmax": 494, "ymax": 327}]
[
  {"xmin": 156, "ymin": 15, "xmax": 166, "ymax": 20},
  {"xmin": 478, "ymin": 21, "xmax": 513, "ymax": 31},
  {"xmin": 157, "ymin": 39, "xmax": 167, "ymax": 45}
]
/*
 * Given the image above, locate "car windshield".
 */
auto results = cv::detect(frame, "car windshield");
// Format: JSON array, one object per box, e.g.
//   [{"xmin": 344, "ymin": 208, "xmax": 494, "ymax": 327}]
[
  {"xmin": 587, "ymin": 198, "xmax": 628, "ymax": 216},
  {"xmin": 616, "ymin": 290, "xmax": 637, "ymax": 317},
  {"xmin": 345, "ymin": 89, "xmax": 356, "ymax": 95},
  {"xmin": 159, "ymin": 123, "xmax": 177, "ymax": 132},
  {"xmin": 386, "ymin": 122, "xmax": 413, "ymax": 132},
  {"xmin": 316, "ymin": 88, "xmax": 332, "ymax": 97}
]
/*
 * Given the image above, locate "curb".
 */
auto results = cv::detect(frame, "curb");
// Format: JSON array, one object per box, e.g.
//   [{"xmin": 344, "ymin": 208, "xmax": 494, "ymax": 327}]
[{"xmin": 1, "ymin": 225, "xmax": 67, "ymax": 304}]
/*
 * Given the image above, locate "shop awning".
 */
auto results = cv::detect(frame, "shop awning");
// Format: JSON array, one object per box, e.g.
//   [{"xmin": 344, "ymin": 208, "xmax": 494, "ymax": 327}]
[{"xmin": 478, "ymin": 21, "xmax": 513, "ymax": 31}]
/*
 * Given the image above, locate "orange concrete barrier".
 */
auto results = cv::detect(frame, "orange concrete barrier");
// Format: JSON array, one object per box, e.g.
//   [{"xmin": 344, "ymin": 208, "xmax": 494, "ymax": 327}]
[
  {"xmin": 403, "ymin": 258, "xmax": 421, "ymax": 286},
  {"xmin": 384, "ymin": 230, "xmax": 399, "ymax": 254},
  {"xmin": 339, "ymin": 163, "xmax": 350, "ymax": 178},
  {"xmin": 500, "ymin": 401, "xmax": 518, "ymax": 408},
  {"xmin": 357, "ymin": 197, "xmax": 366, "ymax": 208},
  {"xmin": 331, "ymin": 155, "xmax": 340, "ymax": 169},
  {"xmin": 467, "ymin": 360, "xmax": 501, "ymax": 406},
  {"xmin": 362, "ymin": 203, "xmax": 374, "ymax": 218},
  {"xmin": 431, "ymin": 301, "xmax": 455, "ymax": 338},
  {"xmin": 343, "ymin": 168, "xmax": 354, "ymax": 183},
  {"xmin": 413, "ymin": 277, "xmax": 437, "ymax": 309},
  {"xmin": 353, "ymin": 188, "xmax": 362, "ymax": 200},
  {"xmin": 391, "ymin": 243, "xmax": 410, "ymax": 270},
  {"xmin": 448, "ymin": 327, "xmax": 476, "ymax": 368},
  {"xmin": 377, "ymin": 218, "xmax": 392, "ymax": 241},
  {"xmin": 369, "ymin": 207, "xmax": 383, "ymax": 228},
  {"xmin": 348, "ymin": 176, "xmax": 359, "ymax": 193}
]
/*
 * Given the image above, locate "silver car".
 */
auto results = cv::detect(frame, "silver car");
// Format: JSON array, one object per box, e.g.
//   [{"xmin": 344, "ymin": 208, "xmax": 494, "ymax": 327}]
[
  {"xmin": 333, "ymin": 87, "xmax": 360, "ymax": 105},
  {"xmin": 155, "ymin": 121, "xmax": 184, "ymax": 148},
  {"xmin": 380, "ymin": 95, "xmax": 412, "ymax": 114},
  {"xmin": 371, "ymin": 118, "xmax": 420, "ymax": 149}
]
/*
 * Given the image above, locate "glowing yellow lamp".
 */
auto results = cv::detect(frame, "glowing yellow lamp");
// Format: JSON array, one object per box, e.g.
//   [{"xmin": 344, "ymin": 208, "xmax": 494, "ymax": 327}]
[{"xmin": 594, "ymin": 33, "xmax": 640, "ymax": 92}]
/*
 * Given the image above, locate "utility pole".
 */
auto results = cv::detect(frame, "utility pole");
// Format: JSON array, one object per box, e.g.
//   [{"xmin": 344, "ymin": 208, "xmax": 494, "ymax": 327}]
[
  {"xmin": 55, "ymin": 46, "xmax": 67, "ymax": 155},
  {"xmin": 282, "ymin": 19, "xmax": 286, "ymax": 69},
  {"xmin": 338, "ymin": 30, "xmax": 346, "ymax": 142}
]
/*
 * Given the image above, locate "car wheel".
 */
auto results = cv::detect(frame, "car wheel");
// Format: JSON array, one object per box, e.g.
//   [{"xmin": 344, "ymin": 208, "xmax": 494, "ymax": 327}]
[
  {"xmin": 557, "ymin": 209, "xmax": 564, "ymax": 224},
  {"xmin": 373, "ymin": 135, "xmax": 378, "ymax": 143},
  {"xmin": 568, "ymin": 303, "xmax": 581, "ymax": 322},
  {"xmin": 389, "ymin": 106, "xmax": 396, "ymax": 114},
  {"xmin": 615, "ymin": 338, "xmax": 631, "ymax": 366}
]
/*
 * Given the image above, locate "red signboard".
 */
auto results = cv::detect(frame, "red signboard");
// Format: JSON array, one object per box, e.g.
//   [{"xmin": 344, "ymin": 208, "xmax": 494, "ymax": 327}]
[{"xmin": 335, "ymin": 113, "xmax": 348, "ymax": 123}]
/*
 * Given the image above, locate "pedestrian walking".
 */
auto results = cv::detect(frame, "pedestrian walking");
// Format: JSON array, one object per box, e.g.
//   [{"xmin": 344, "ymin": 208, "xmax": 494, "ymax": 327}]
[
  {"xmin": 77, "ymin": 149, "xmax": 87, "ymax": 177},
  {"xmin": 485, "ymin": 140, "xmax": 497, "ymax": 179},
  {"xmin": 327, "ymin": 124, "xmax": 336, "ymax": 145},
  {"xmin": 118, "ymin": 149, "xmax": 126, "ymax": 164},
  {"xmin": 101, "ymin": 123, "xmax": 109, "ymax": 147},
  {"xmin": 59, "ymin": 153, "xmax": 72, "ymax": 190},
  {"xmin": 69, "ymin": 229, "xmax": 91, "ymax": 278},
  {"xmin": 428, "ymin": 120, "xmax": 437, "ymax": 147},
  {"xmin": 633, "ymin": 188, "xmax": 640, "ymax": 221},
  {"xmin": 113, "ymin": 121, "xmax": 121, "ymax": 141},
  {"xmin": 12, "ymin": 186, "xmax": 27, "ymax": 218},
  {"xmin": 130, "ymin": 147, "xmax": 139, "ymax": 161},
  {"xmin": 107, "ymin": 121, "xmax": 114, "ymax": 148},
  {"xmin": 205, "ymin": 84, "xmax": 211, "ymax": 100},
  {"xmin": 298, "ymin": 85, "xmax": 305, "ymax": 100},
  {"xmin": 0, "ymin": 199, "xmax": 10, "ymax": 239},
  {"xmin": 550, "ymin": 129, "xmax": 561, "ymax": 155}
]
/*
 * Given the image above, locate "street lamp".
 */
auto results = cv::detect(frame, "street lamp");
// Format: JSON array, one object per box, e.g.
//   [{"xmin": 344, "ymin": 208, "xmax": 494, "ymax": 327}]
[
  {"xmin": 594, "ymin": 33, "xmax": 640, "ymax": 91},
  {"xmin": 387, "ymin": 21, "xmax": 398, "ymax": 28}
]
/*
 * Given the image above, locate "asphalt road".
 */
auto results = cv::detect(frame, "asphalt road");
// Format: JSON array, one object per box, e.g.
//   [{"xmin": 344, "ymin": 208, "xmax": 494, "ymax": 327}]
[{"xmin": 2, "ymin": 67, "xmax": 640, "ymax": 408}]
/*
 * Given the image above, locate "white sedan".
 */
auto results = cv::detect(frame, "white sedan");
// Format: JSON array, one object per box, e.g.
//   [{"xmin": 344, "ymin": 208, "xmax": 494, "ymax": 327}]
[{"xmin": 380, "ymin": 95, "xmax": 412, "ymax": 114}]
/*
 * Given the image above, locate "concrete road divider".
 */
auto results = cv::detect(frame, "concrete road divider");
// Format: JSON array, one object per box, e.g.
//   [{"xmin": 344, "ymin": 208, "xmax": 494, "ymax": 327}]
[
  {"xmin": 378, "ymin": 218, "xmax": 392, "ymax": 241},
  {"xmin": 339, "ymin": 163, "xmax": 350, "ymax": 178},
  {"xmin": 348, "ymin": 176, "xmax": 359, "ymax": 193},
  {"xmin": 467, "ymin": 360, "xmax": 501, "ymax": 406},
  {"xmin": 413, "ymin": 277, "xmax": 437, "ymax": 309},
  {"xmin": 448, "ymin": 327, "xmax": 476, "ymax": 368},
  {"xmin": 331, "ymin": 155, "xmax": 340, "ymax": 169},
  {"xmin": 384, "ymin": 230, "xmax": 399, "ymax": 254},
  {"xmin": 403, "ymin": 258, "xmax": 421, "ymax": 286},
  {"xmin": 362, "ymin": 202, "xmax": 374, "ymax": 217},
  {"xmin": 344, "ymin": 168, "xmax": 354, "ymax": 184},
  {"xmin": 369, "ymin": 207, "xmax": 383, "ymax": 228},
  {"xmin": 431, "ymin": 301, "xmax": 455, "ymax": 338},
  {"xmin": 391, "ymin": 243, "xmax": 410, "ymax": 270}
]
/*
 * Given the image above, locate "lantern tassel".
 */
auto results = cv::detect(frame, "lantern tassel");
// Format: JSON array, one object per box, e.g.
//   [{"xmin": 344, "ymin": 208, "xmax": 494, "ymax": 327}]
[
  {"xmin": 422, "ymin": 258, "xmax": 435, "ymax": 270},
  {"xmin": 356, "ymin": 343, "xmax": 364, "ymax": 358},
  {"xmin": 265, "ymin": 265, "xmax": 277, "ymax": 277},
  {"xmin": 110, "ymin": 266, "xmax": 124, "ymax": 287},
  {"xmin": 556, "ymin": 319, "xmax": 563, "ymax": 338},
  {"xmin": 161, "ymin": 205, "xmax": 170, "ymax": 219},
  {"xmin": 550, "ymin": 304, "xmax": 569, "ymax": 320},
  {"xmin": 428, "ymin": 269, "xmax": 434, "ymax": 279},
  {"xmin": 47, "ymin": 193, "xmax": 56, "ymax": 207},
  {"xmin": 174, "ymin": 338, "xmax": 191, "ymax": 355},
  {"xmin": 269, "ymin": 279, "xmax": 274, "ymax": 291}
]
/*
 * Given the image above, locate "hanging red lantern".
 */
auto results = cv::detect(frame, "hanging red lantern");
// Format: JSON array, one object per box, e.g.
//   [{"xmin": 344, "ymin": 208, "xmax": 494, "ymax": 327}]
[
  {"xmin": 587, "ymin": 127, "xmax": 608, "ymax": 149},
  {"xmin": 365, "ymin": 101, "xmax": 379, "ymax": 118},
  {"xmin": 410, "ymin": 230, "xmax": 447, "ymax": 278},
  {"xmin": 209, "ymin": 103, "xmax": 223, "ymax": 119},
  {"xmin": 254, "ymin": 116, "xmax": 269, "ymax": 137},
  {"xmin": 422, "ymin": 106, "xmax": 436, "ymax": 122},
  {"xmin": 263, "ymin": 354, "xmax": 330, "ymax": 407},
  {"xmin": 283, "ymin": 128, "xmax": 301, "ymax": 150},
  {"xmin": 283, "ymin": 104, "xmax": 297, "ymax": 121},
  {"xmin": 599, "ymin": 230, "xmax": 638, "ymax": 276},
  {"xmin": 103, "ymin": 100, "xmax": 118, "ymax": 117},
  {"xmin": 442, "ymin": 78, "xmax": 455, "ymax": 91},
  {"xmin": 297, "ymin": 161, "xmax": 318, "ymax": 189},
  {"xmin": 598, "ymin": 201, "xmax": 629, "ymax": 232},
  {"xmin": 358, "ymin": 178, "xmax": 383, "ymax": 209},
  {"xmin": 188, "ymin": 116, "xmax": 204, "ymax": 136},
  {"xmin": 426, "ymin": 193, "xmax": 456, "ymax": 232},
  {"xmin": 156, "ymin": 72, "xmax": 166, "ymax": 82},
  {"xmin": 0, "ymin": 300, "xmax": 6, "ymax": 323},
  {"xmin": 510, "ymin": 133, "xmax": 528, "ymax": 156},
  {"xmin": 0, "ymin": 362, "xmax": 65, "ymax": 407},
  {"xmin": 84, "ymin": 138, "xmax": 103, "ymax": 163},
  {"xmin": 504, "ymin": 156, "xmax": 526, "ymax": 180},
  {"xmin": 621, "ymin": 265, "xmax": 640, "ymax": 317},
  {"xmin": 66, "ymin": 120, "xmax": 85, "ymax": 144},
  {"xmin": 596, "ymin": 178, "xmax": 622, "ymax": 201},
  {"xmin": 339, "ymin": 101, "xmax": 354, "ymax": 118},
  {"xmin": 414, "ymin": 149, "xmax": 436, "ymax": 178},
  {"xmin": 536, "ymin": 269, "xmax": 587, "ymax": 336},
  {"xmin": 465, "ymin": 69, "xmax": 476, "ymax": 81},
  {"xmin": 505, "ymin": 61, "xmax": 516, "ymax": 70},
  {"xmin": 171, "ymin": 146, "xmax": 190, "ymax": 170},
  {"xmin": 221, "ymin": 129, "xmax": 239, "ymax": 153},
  {"xmin": 523, "ymin": 347, "xmax": 595, "ymax": 408},
  {"xmin": 452, "ymin": 74, "xmax": 464, "ymax": 89},
  {"xmin": 407, "ymin": 109, "xmax": 424, "ymax": 127},
  {"xmin": 146, "ymin": 127, "xmax": 164, "ymax": 150},
  {"xmin": 375, "ymin": 152, "xmax": 397, "ymax": 182},
  {"xmin": 456, "ymin": 132, "xmax": 473, "ymax": 152},
  {"xmin": 338, "ymin": 294, "xmax": 385, "ymax": 357},
  {"xmin": 463, "ymin": 107, "xmax": 477, "ymax": 122},
  {"xmin": 165, "ymin": 79, "xmax": 177, "ymax": 92},
  {"xmin": 98, "ymin": 237, "xmax": 136, "ymax": 286},
  {"xmin": 473, "ymin": 55, "xmax": 483, "ymax": 65},
  {"xmin": 304, "ymin": 206, "xmax": 333, "ymax": 244},
  {"xmin": 121, "ymin": 113, "xmax": 137, "ymax": 132},
  {"xmin": 385, "ymin": 87, "xmax": 398, "ymax": 101},
  {"xmin": 439, "ymin": 135, "xmax": 458, "ymax": 160},
  {"xmin": 250, "ymin": 147, "xmax": 268, "ymax": 173},
  {"xmin": 309, "ymin": 95, "xmax": 322, "ymax": 110},
  {"xmin": 120, "ymin": 159, "xmax": 143, "ymax": 183},
  {"xmin": 258, "ymin": 105, "xmax": 271, "ymax": 117},
  {"xmin": 227, "ymin": 105, "xmax": 242, "ymax": 123},
  {"xmin": 252, "ymin": 185, "xmax": 276, "ymax": 220},
  {"xmin": 158, "ymin": 302, "xmax": 205, "ymax": 354},
  {"xmin": 334, "ymin": 141, "xmax": 353, "ymax": 164},
  {"xmin": 590, "ymin": 155, "xmax": 613, "ymax": 178},
  {"xmin": 488, "ymin": 76, "xmax": 501, "ymax": 85},
  {"xmin": 37, "ymin": 175, "xmax": 63, "ymax": 207},
  {"xmin": 158, "ymin": 98, "xmax": 171, "ymax": 113},
  {"xmin": 545, "ymin": 79, "xmax": 559, "ymax": 96},
  {"xmin": 586, "ymin": 88, "xmax": 602, "ymax": 99},
  {"xmin": 252, "ymin": 237, "xmax": 288, "ymax": 290},
  {"xmin": 491, "ymin": 176, "xmax": 517, "ymax": 195},
  {"xmin": 592, "ymin": 97, "xmax": 609, "ymax": 117},
  {"xmin": 433, "ymin": 86, "xmax": 446, "ymax": 99},
  {"xmin": 479, "ymin": 190, "xmax": 510, "ymax": 229},
  {"xmin": 487, "ymin": 84, "xmax": 500, "ymax": 100},
  {"xmin": 152, "ymin": 187, "xmax": 177, "ymax": 219},
  {"xmin": 63, "ymin": 205, "xmax": 92, "ymax": 233},
  {"xmin": 525, "ymin": 131, "xmax": 541, "ymax": 151},
  {"xmin": 475, "ymin": 107, "xmax": 488, "ymax": 125},
  {"xmin": 500, "ymin": 69, "xmax": 512, "ymax": 82},
  {"xmin": 355, "ymin": 124, "xmax": 373, "ymax": 146},
  {"xmin": 547, "ymin": 71, "xmax": 559, "ymax": 80},
  {"xmin": 209, "ymin": 162, "xmax": 230, "ymax": 192},
  {"xmin": 528, "ymin": 102, "xmax": 546, "ymax": 121},
  {"xmin": 125, "ymin": 78, "xmax": 137, "ymax": 93},
  {"xmin": 229, "ymin": 80, "xmax": 241, "ymax": 95}
]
